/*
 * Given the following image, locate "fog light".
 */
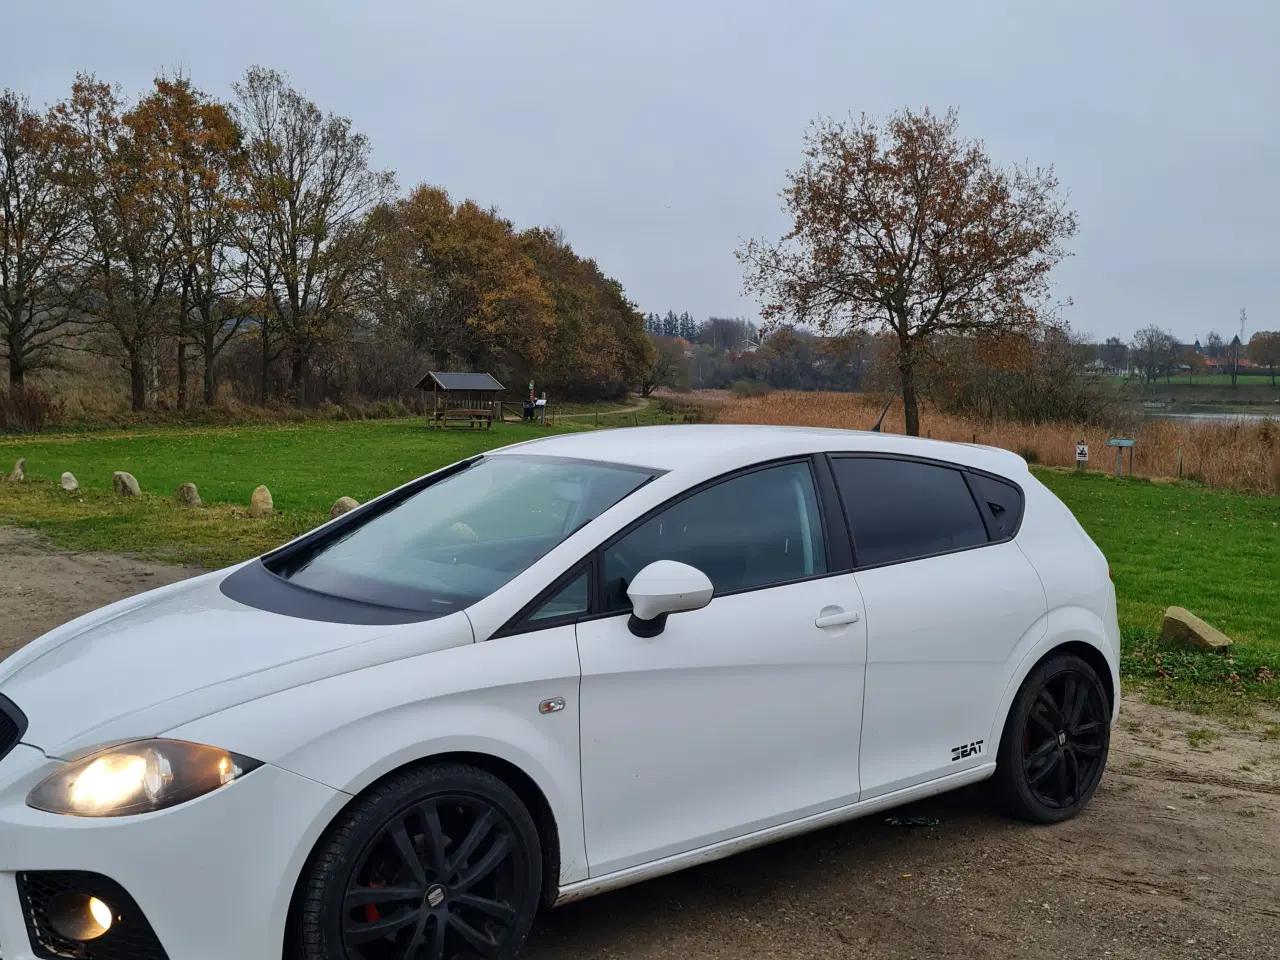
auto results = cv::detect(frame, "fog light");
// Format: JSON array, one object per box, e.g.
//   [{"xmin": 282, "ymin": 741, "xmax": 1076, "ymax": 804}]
[{"xmin": 46, "ymin": 891, "xmax": 113, "ymax": 940}]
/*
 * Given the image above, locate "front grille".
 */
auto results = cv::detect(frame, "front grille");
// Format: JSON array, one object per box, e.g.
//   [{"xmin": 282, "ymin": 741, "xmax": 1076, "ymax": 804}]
[
  {"xmin": 17, "ymin": 872, "xmax": 169, "ymax": 960},
  {"xmin": 0, "ymin": 694, "xmax": 25, "ymax": 764}
]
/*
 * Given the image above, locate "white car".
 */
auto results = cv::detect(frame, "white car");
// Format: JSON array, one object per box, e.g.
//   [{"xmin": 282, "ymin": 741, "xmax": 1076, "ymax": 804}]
[{"xmin": 0, "ymin": 425, "xmax": 1119, "ymax": 960}]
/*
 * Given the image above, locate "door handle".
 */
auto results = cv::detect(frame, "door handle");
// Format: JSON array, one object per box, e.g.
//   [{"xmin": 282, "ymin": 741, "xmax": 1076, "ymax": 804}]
[{"xmin": 815, "ymin": 610, "xmax": 861, "ymax": 628}]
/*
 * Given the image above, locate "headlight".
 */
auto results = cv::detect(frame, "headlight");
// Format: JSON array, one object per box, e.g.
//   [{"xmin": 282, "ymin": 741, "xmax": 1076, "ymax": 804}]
[{"xmin": 27, "ymin": 740, "xmax": 261, "ymax": 817}]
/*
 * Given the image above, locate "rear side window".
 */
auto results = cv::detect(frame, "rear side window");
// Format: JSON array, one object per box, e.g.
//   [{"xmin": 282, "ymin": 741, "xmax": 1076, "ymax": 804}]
[
  {"xmin": 831, "ymin": 457, "xmax": 987, "ymax": 567},
  {"xmin": 968, "ymin": 473, "xmax": 1025, "ymax": 540}
]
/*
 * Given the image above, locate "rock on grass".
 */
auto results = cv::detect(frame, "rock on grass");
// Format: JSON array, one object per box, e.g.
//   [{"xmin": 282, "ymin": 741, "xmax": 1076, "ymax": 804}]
[
  {"xmin": 173, "ymin": 482, "xmax": 201, "ymax": 507},
  {"xmin": 1160, "ymin": 606, "xmax": 1233, "ymax": 653},
  {"xmin": 249, "ymin": 485, "xmax": 273, "ymax": 517},
  {"xmin": 330, "ymin": 496, "xmax": 359, "ymax": 519},
  {"xmin": 112, "ymin": 471, "xmax": 140, "ymax": 497}
]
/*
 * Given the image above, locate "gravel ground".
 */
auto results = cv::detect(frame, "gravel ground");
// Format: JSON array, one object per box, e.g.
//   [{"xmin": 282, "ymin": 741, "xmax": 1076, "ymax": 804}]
[{"xmin": 3, "ymin": 525, "xmax": 1277, "ymax": 959}]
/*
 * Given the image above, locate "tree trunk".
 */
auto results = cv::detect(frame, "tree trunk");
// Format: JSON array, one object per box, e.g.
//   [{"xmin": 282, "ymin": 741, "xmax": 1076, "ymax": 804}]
[
  {"xmin": 203, "ymin": 339, "xmax": 216, "ymax": 405},
  {"xmin": 258, "ymin": 331, "xmax": 270, "ymax": 405},
  {"xmin": 899, "ymin": 360, "xmax": 920, "ymax": 437},
  {"xmin": 176, "ymin": 278, "xmax": 190, "ymax": 410},
  {"xmin": 129, "ymin": 350, "xmax": 146, "ymax": 412},
  {"xmin": 8, "ymin": 349, "xmax": 23, "ymax": 388},
  {"xmin": 290, "ymin": 350, "xmax": 308, "ymax": 407}
]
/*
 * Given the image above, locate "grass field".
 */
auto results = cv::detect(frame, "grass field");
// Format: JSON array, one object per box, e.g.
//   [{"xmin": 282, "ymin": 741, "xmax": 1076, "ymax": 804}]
[
  {"xmin": 2, "ymin": 416, "xmax": 1277, "ymax": 709},
  {"xmin": 1111, "ymin": 374, "xmax": 1277, "ymax": 386}
]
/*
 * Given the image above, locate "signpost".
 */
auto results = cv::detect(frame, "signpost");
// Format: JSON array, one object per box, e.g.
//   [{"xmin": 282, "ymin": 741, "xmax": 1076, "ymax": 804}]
[
  {"xmin": 1075, "ymin": 441, "xmax": 1089, "ymax": 470},
  {"xmin": 1106, "ymin": 437, "xmax": 1136, "ymax": 476}
]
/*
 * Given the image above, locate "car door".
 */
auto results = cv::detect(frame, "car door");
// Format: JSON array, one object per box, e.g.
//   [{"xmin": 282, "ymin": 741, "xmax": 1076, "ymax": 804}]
[
  {"xmin": 575, "ymin": 458, "xmax": 868, "ymax": 878},
  {"xmin": 829, "ymin": 455, "xmax": 1047, "ymax": 799}
]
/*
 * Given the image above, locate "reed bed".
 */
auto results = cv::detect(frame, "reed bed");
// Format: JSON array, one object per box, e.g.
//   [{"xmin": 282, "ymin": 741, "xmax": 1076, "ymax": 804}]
[{"xmin": 713, "ymin": 391, "xmax": 1280, "ymax": 496}]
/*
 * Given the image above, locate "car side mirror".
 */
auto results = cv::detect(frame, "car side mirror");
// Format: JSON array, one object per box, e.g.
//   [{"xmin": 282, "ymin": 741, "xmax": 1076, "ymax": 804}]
[{"xmin": 626, "ymin": 560, "xmax": 714, "ymax": 637}]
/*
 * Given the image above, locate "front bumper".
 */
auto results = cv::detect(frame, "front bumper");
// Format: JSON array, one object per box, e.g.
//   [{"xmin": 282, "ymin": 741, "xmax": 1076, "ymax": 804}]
[{"xmin": 0, "ymin": 744, "xmax": 347, "ymax": 960}]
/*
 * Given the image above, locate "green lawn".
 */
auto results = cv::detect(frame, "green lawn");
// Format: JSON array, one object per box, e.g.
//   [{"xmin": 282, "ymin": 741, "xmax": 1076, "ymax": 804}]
[
  {"xmin": 1111, "ymin": 374, "xmax": 1276, "ymax": 387},
  {"xmin": 3, "ymin": 419, "xmax": 1277, "ymax": 707}
]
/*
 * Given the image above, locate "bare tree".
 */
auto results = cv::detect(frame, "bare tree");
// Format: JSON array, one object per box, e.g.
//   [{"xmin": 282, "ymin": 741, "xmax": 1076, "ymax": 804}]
[
  {"xmin": 1130, "ymin": 325, "xmax": 1175, "ymax": 384},
  {"xmin": 233, "ymin": 67, "xmax": 395, "ymax": 404},
  {"xmin": 0, "ymin": 91, "xmax": 80, "ymax": 387},
  {"xmin": 737, "ymin": 107, "xmax": 1076, "ymax": 435}
]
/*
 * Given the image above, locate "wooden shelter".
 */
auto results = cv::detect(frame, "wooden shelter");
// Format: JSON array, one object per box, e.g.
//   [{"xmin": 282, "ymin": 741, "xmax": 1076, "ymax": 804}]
[{"xmin": 413, "ymin": 371, "xmax": 505, "ymax": 429}]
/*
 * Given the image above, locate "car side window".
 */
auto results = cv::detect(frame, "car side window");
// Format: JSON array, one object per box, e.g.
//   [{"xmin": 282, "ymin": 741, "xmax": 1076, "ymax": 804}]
[
  {"xmin": 968, "ymin": 473, "xmax": 1024, "ymax": 540},
  {"xmin": 524, "ymin": 569, "xmax": 590, "ymax": 625},
  {"xmin": 831, "ymin": 457, "xmax": 987, "ymax": 567},
  {"xmin": 601, "ymin": 461, "xmax": 827, "ymax": 613}
]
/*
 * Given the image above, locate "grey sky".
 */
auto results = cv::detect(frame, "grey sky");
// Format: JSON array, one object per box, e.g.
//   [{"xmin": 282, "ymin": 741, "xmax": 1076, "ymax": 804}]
[{"xmin": 6, "ymin": 0, "xmax": 1277, "ymax": 343}]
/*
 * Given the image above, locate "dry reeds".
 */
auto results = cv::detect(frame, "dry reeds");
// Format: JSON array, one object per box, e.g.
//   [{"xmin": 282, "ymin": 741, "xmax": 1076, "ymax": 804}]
[{"xmin": 714, "ymin": 391, "xmax": 1280, "ymax": 496}]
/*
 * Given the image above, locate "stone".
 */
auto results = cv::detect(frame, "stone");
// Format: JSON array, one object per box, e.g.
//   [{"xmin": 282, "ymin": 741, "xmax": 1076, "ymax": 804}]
[
  {"xmin": 8, "ymin": 458, "xmax": 24, "ymax": 482},
  {"xmin": 1159, "ymin": 606, "xmax": 1232, "ymax": 653},
  {"xmin": 60, "ymin": 472, "xmax": 78, "ymax": 492},
  {"xmin": 330, "ymin": 496, "xmax": 359, "ymax": 519},
  {"xmin": 173, "ymin": 482, "xmax": 202, "ymax": 507},
  {"xmin": 249, "ymin": 485, "xmax": 273, "ymax": 517},
  {"xmin": 112, "ymin": 471, "xmax": 140, "ymax": 497}
]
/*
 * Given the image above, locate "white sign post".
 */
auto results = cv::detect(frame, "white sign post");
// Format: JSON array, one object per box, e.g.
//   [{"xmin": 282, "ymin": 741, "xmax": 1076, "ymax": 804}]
[{"xmin": 1075, "ymin": 441, "xmax": 1088, "ymax": 470}]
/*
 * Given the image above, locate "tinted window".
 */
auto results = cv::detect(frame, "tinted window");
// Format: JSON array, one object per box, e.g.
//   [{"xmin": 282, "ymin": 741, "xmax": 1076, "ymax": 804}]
[
  {"xmin": 831, "ymin": 457, "xmax": 987, "ymax": 567},
  {"xmin": 969, "ymin": 473, "xmax": 1024, "ymax": 540},
  {"xmin": 602, "ymin": 462, "xmax": 826, "ymax": 612},
  {"xmin": 527, "ymin": 571, "xmax": 590, "ymax": 623},
  {"xmin": 275, "ymin": 456, "xmax": 652, "ymax": 614}
]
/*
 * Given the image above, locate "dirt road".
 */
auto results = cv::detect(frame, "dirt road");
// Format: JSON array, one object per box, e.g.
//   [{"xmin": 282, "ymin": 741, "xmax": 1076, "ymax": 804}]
[{"xmin": 2, "ymin": 526, "xmax": 1277, "ymax": 959}]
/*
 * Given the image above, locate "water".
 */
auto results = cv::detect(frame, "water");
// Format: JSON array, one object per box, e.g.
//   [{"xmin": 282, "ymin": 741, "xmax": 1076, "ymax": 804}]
[{"xmin": 1150, "ymin": 410, "xmax": 1279, "ymax": 423}]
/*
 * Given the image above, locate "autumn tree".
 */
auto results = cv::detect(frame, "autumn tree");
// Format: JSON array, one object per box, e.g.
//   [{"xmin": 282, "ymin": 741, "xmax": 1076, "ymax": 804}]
[
  {"xmin": 0, "ymin": 90, "xmax": 80, "ymax": 387},
  {"xmin": 234, "ymin": 67, "xmax": 394, "ymax": 404},
  {"xmin": 738, "ymin": 107, "xmax": 1077, "ymax": 435},
  {"xmin": 640, "ymin": 335, "xmax": 689, "ymax": 396},
  {"xmin": 520, "ymin": 226, "xmax": 652, "ymax": 398},
  {"xmin": 371, "ymin": 185, "xmax": 553, "ymax": 374},
  {"xmin": 129, "ymin": 75, "xmax": 245, "ymax": 406},
  {"xmin": 1247, "ymin": 331, "xmax": 1279, "ymax": 386},
  {"xmin": 60, "ymin": 76, "xmax": 182, "ymax": 411}
]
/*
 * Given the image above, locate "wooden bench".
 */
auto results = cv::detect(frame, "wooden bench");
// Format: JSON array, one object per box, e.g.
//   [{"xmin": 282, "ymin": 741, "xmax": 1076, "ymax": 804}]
[{"xmin": 433, "ymin": 407, "xmax": 494, "ymax": 430}]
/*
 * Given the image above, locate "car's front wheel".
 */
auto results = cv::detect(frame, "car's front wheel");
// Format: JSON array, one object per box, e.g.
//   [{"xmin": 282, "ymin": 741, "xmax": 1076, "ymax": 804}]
[
  {"xmin": 298, "ymin": 761, "xmax": 543, "ymax": 960},
  {"xmin": 993, "ymin": 653, "xmax": 1111, "ymax": 823}
]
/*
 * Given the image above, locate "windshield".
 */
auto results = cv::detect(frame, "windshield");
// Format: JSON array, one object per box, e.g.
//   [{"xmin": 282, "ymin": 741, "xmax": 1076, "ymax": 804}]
[{"xmin": 273, "ymin": 455, "xmax": 654, "ymax": 614}]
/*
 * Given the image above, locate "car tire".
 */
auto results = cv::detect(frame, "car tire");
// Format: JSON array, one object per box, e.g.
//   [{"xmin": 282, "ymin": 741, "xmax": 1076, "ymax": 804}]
[
  {"xmin": 992, "ymin": 653, "xmax": 1111, "ymax": 824},
  {"xmin": 298, "ymin": 761, "xmax": 543, "ymax": 960}
]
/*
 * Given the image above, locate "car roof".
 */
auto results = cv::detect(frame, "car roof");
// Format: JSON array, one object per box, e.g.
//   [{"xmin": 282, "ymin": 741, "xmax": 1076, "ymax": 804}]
[{"xmin": 490, "ymin": 424, "xmax": 1028, "ymax": 480}]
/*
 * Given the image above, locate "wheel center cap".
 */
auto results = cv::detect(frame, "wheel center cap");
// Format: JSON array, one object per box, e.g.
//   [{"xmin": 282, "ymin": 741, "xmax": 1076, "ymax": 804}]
[
  {"xmin": 425, "ymin": 884, "xmax": 447, "ymax": 908},
  {"xmin": 1057, "ymin": 730, "xmax": 1068, "ymax": 746}
]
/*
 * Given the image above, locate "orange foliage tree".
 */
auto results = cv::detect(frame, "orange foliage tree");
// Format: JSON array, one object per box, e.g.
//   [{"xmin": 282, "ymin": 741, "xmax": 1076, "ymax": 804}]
[{"xmin": 738, "ymin": 107, "xmax": 1077, "ymax": 435}]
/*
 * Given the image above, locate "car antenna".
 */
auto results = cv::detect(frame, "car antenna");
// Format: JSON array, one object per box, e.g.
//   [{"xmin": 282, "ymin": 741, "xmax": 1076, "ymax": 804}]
[{"xmin": 869, "ymin": 396, "xmax": 894, "ymax": 433}]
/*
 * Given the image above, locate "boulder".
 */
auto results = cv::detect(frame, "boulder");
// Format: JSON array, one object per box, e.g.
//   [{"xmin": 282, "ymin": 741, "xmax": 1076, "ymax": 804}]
[
  {"xmin": 112, "ymin": 471, "xmax": 140, "ymax": 497},
  {"xmin": 1159, "ymin": 606, "xmax": 1232, "ymax": 653},
  {"xmin": 173, "ymin": 482, "xmax": 202, "ymax": 507},
  {"xmin": 8, "ymin": 458, "xmax": 23, "ymax": 482},
  {"xmin": 249, "ymin": 485, "xmax": 273, "ymax": 517},
  {"xmin": 60, "ymin": 472, "xmax": 78, "ymax": 492},
  {"xmin": 330, "ymin": 496, "xmax": 359, "ymax": 519}
]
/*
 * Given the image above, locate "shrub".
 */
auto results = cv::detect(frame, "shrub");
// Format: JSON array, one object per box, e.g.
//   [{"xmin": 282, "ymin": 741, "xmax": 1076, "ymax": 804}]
[{"xmin": 0, "ymin": 386, "xmax": 62, "ymax": 433}]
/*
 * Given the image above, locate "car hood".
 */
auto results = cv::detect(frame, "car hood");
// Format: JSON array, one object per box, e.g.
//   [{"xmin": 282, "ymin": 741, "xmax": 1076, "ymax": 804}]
[{"xmin": 0, "ymin": 567, "xmax": 472, "ymax": 756}]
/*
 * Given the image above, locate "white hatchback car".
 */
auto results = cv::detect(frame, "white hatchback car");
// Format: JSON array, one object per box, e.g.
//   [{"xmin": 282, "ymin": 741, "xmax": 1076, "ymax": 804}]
[{"xmin": 0, "ymin": 425, "xmax": 1119, "ymax": 960}]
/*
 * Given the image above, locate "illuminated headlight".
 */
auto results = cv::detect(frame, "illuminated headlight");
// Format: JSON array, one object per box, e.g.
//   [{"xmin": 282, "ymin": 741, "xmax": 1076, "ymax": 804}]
[{"xmin": 27, "ymin": 740, "xmax": 261, "ymax": 817}]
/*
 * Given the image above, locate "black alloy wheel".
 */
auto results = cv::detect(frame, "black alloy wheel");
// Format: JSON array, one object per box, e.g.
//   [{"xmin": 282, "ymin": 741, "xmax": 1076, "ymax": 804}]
[
  {"xmin": 993, "ymin": 653, "xmax": 1111, "ymax": 823},
  {"xmin": 299, "ymin": 763, "xmax": 542, "ymax": 960}
]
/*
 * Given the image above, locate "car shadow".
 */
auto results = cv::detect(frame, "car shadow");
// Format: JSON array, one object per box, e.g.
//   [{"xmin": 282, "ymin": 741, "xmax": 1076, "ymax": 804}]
[{"xmin": 523, "ymin": 784, "xmax": 1014, "ymax": 958}]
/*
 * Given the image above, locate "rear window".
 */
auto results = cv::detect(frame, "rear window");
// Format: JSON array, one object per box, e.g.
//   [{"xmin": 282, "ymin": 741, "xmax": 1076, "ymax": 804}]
[
  {"xmin": 968, "ymin": 473, "xmax": 1025, "ymax": 540},
  {"xmin": 831, "ymin": 457, "xmax": 988, "ymax": 567},
  {"xmin": 269, "ymin": 455, "xmax": 654, "ymax": 614}
]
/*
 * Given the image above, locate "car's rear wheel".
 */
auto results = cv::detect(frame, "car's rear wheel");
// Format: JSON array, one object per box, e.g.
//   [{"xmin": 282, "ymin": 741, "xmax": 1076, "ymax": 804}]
[
  {"xmin": 993, "ymin": 653, "xmax": 1111, "ymax": 824},
  {"xmin": 298, "ymin": 762, "xmax": 542, "ymax": 960}
]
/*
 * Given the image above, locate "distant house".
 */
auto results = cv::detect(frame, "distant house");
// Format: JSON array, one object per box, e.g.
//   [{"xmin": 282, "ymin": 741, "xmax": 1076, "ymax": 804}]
[{"xmin": 739, "ymin": 339, "xmax": 761, "ymax": 354}]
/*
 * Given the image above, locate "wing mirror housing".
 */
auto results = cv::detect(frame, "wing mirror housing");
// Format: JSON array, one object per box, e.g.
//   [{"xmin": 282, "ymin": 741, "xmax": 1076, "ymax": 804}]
[{"xmin": 626, "ymin": 560, "xmax": 714, "ymax": 637}]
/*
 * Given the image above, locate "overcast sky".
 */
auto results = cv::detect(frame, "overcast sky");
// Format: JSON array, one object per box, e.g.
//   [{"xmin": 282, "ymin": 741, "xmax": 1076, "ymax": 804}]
[{"xmin": 6, "ymin": 0, "xmax": 1277, "ymax": 342}]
